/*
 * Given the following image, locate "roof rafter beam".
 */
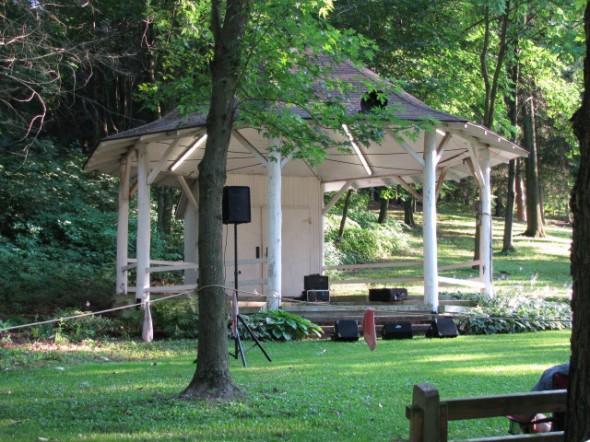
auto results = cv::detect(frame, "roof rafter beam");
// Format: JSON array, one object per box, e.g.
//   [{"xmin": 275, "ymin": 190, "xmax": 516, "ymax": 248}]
[
  {"xmin": 323, "ymin": 180, "xmax": 354, "ymax": 215},
  {"xmin": 177, "ymin": 176, "xmax": 199, "ymax": 212},
  {"xmin": 436, "ymin": 131, "xmax": 453, "ymax": 163},
  {"xmin": 342, "ymin": 124, "xmax": 373, "ymax": 176},
  {"xmin": 170, "ymin": 133, "xmax": 208, "ymax": 172},
  {"xmin": 399, "ymin": 139, "xmax": 425, "ymax": 168},
  {"xmin": 390, "ymin": 176, "xmax": 423, "ymax": 202},
  {"xmin": 148, "ymin": 137, "xmax": 184, "ymax": 184},
  {"xmin": 232, "ymin": 129, "xmax": 268, "ymax": 166},
  {"xmin": 466, "ymin": 142, "xmax": 486, "ymax": 187}
]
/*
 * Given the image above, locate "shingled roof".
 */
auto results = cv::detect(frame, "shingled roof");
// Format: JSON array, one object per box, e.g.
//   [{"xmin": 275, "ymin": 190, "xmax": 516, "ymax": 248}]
[{"xmin": 86, "ymin": 58, "xmax": 525, "ymax": 190}]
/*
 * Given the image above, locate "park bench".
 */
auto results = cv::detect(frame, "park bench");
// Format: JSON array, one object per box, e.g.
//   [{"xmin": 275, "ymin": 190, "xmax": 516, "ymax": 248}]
[{"xmin": 406, "ymin": 383, "xmax": 567, "ymax": 442}]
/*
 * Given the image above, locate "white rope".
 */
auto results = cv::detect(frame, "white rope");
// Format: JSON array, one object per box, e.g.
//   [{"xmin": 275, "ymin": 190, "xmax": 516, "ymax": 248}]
[
  {"xmin": 0, "ymin": 285, "xmax": 571, "ymax": 333},
  {"xmin": 0, "ymin": 284, "xmax": 253, "ymax": 333}
]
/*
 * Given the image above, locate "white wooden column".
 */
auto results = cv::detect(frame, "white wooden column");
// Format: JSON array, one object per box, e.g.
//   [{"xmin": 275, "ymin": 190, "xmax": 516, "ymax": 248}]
[
  {"xmin": 266, "ymin": 138, "xmax": 282, "ymax": 310},
  {"xmin": 136, "ymin": 144, "xmax": 153, "ymax": 342},
  {"xmin": 478, "ymin": 148, "xmax": 494, "ymax": 297},
  {"xmin": 116, "ymin": 157, "xmax": 131, "ymax": 295},
  {"xmin": 423, "ymin": 130, "xmax": 439, "ymax": 312}
]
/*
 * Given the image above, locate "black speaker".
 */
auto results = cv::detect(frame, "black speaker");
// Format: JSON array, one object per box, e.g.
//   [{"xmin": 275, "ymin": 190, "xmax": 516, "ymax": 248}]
[
  {"xmin": 369, "ymin": 288, "xmax": 408, "ymax": 302},
  {"xmin": 382, "ymin": 322, "xmax": 413, "ymax": 340},
  {"xmin": 332, "ymin": 320, "xmax": 359, "ymax": 341},
  {"xmin": 222, "ymin": 186, "xmax": 251, "ymax": 224},
  {"xmin": 426, "ymin": 317, "xmax": 458, "ymax": 338},
  {"xmin": 304, "ymin": 274, "xmax": 329, "ymax": 291}
]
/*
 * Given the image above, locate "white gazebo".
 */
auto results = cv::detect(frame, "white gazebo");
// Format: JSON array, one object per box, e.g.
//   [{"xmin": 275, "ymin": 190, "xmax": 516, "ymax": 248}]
[{"xmin": 85, "ymin": 59, "xmax": 527, "ymax": 317}]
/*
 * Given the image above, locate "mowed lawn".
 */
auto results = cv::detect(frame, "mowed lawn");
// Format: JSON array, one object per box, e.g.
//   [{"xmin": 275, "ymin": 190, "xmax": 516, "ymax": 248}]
[{"xmin": 1, "ymin": 330, "xmax": 571, "ymax": 441}]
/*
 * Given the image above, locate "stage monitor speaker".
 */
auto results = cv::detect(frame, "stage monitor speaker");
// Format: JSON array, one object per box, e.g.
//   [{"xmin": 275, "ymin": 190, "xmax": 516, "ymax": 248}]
[
  {"xmin": 382, "ymin": 322, "xmax": 413, "ymax": 340},
  {"xmin": 222, "ymin": 186, "xmax": 251, "ymax": 224},
  {"xmin": 426, "ymin": 317, "xmax": 458, "ymax": 338},
  {"xmin": 304, "ymin": 274, "xmax": 329, "ymax": 291},
  {"xmin": 332, "ymin": 320, "xmax": 359, "ymax": 342}
]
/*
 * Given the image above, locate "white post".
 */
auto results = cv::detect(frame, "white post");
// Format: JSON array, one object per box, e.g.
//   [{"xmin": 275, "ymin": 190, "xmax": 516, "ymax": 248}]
[
  {"xmin": 183, "ymin": 184, "xmax": 198, "ymax": 286},
  {"xmin": 267, "ymin": 138, "xmax": 282, "ymax": 310},
  {"xmin": 423, "ymin": 130, "xmax": 439, "ymax": 312},
  {"xmin": 116, "ymin": 157, "xmax": 131, "ymax": 295},
  {"xmin": 136, "ymin": 144, "xmax": 153, "ymax": 342},
  {"xmin": 478, "ymin": 148, "xmax": 494, "ymax": 297}
]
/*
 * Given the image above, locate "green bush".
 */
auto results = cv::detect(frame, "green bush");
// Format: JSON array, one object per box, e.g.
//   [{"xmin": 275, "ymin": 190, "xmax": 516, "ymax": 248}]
[
  {"xmin": 324, "ymin": 214, "xmax": 407, "ymax": 265},
  {"xmin": 56, "ymin": 309, "xmax": 123, "ymax": 341},
  {"xmin": 150, "ymin": 298, "xmax": 199, "ymax": 339},
  {"xmin": 457, "ymin": 292, "xmax": 571, "ymax": 335},
  {"xmin": 239, "ymin": 310, "xmax": 322, "ymax": 341}
]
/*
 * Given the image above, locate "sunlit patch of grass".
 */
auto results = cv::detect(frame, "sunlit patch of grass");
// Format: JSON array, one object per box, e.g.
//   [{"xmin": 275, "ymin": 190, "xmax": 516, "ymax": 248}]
[
  {"xmin": 0, "ymin": 330, "xmax": 571, "ymax": 441},
  {"xmin": 330, "ymin": 212, "xmax": 571, "ymax": 299}
]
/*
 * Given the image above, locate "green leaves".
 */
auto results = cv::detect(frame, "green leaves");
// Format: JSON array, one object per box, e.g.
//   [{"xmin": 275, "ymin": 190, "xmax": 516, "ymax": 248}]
[{"xmin": 241, "ymin": 310, "xmax": 323, "ymax": 341}]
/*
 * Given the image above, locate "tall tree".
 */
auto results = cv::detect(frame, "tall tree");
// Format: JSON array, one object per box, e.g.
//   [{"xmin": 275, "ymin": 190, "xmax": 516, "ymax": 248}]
[
  {"xmin": 145, "ymin": 0, "xmax": 411, "ymax": 399},
  {"xmin": 521, "ymin": 95, "xmax": 545, "ymax": 237},
  {"xmin": 568, "ymin": 1, "xmax": 590, "ymax": 437},
  {"xmin": 178, "ymin": 0, "xmax": 252, "ymax": 399}
]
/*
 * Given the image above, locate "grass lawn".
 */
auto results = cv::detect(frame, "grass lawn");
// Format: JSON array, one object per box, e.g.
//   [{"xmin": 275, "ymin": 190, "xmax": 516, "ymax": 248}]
[
  {"xmin": 1, "ymin": 330, "xmax": 571, "ymax": 441},
  {"xmin": 329, "ymin": 212, "xmax": 572, "ymax": 299}
]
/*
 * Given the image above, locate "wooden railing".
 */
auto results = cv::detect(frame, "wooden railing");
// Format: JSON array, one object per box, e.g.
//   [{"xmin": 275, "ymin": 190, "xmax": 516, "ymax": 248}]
[
  {"xmin": 324, "ymin": 260, "xmax": 485, "ymax": 289},
  {"xmin": 406, "ymin": 383, "xmax": 567, "ymax": 442}
]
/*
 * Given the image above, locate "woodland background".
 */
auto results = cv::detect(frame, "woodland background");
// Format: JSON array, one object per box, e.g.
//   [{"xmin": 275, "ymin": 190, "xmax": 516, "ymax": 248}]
[{"xmin": 0, "ymin": 0, "xmax": 584, "ymax": 317}]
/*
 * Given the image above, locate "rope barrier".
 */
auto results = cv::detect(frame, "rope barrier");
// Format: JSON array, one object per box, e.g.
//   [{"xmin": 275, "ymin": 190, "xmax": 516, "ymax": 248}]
[
  {"xmin": 0, "ymin": 285, "xmax": 571, "ymax": 334},
  {"xmin": 0, "ymin": 284, "xmax": 248, "ymax": 333}
]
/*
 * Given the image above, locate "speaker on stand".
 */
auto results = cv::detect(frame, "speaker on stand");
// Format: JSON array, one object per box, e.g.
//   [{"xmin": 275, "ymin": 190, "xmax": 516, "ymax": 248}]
[{"xmin": 223, "ymin": 186, "xmax": 271, "ymax": 367}]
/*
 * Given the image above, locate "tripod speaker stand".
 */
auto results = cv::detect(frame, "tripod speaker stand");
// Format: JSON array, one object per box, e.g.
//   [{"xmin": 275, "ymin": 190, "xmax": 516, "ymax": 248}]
[{"xmin": 223, "ymin": 186, "xmax": 271, "ymax": 367}]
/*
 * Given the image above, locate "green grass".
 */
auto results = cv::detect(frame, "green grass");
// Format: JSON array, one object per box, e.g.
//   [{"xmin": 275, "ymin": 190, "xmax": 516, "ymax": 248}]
[
  {"xmin": 0, "ymin": 330, "xmax": 571, "ymax": 441},
  {"xmin": 329, "ymin": 212, "xmax": 572, "ymax": 298}
]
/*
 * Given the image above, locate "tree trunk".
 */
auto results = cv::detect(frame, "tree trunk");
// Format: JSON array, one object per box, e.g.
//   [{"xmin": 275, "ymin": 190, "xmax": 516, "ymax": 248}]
[
  {"xmin": 156, "ymin": 187, "xmax": 177, "ymax": 236},
  {"xmin": 403, "ymin": 196, "xmax": 416, "ymax": 228},
  {"xmin": 567, "ymin": 2, "xmax": 590, "ymax": 438},
  {"xmin": 515, "ymin": 162, "xmax": 527, "ymax": 221},
  {"xmin": 377, "ymin": 196, "xmax": 389, "ymax": 223},
  {"xmin": 337, "ymin": 189, "xmax": 353, "ymax": 243},
  {"xmin": 522, "ymin": 96, "xmax": 545, "ymax": 238},
  {"xmin": 180, "ymin": 0, "xmax": 250, "ymax": 401},
  {"xmin": 502, "ymin": 53, "xmax": 520, "ymax": 254},
  {"xmin": 501, "ymin": 159, "xmax": 516, "ymax": 254}
]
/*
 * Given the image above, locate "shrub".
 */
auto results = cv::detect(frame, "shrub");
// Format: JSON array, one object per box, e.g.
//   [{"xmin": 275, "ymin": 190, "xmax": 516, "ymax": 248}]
[
  {"xmin": 457, "ymin": 292, "xmax": 571, "ymax": 335},
  {"xmin": 150, "ymin": 298, "xmax": 199, "ymax": 339},
  {"xmin": 56, "ymin": 309, "xmax": 122, "ymax": 341},
  {"xmin": 324, "ymin": 214, "xmax": 408, "ymax": 265},
  {"xmin": 239, "ymin": 310, "xmax": 322, "ymax": 341}
]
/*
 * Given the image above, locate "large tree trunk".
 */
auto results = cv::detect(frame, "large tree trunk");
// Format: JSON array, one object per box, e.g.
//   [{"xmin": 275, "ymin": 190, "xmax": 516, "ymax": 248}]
[
  {"xmin": 522, "ymin": 96, "xmax": 545, "ymax": 238},
  {"xmin": 180, "ymin": 0, "xmax": 250, "ymax": 401},
  {"xmin": 567, "ymin": 2, "xmax": 590, "ymax": 438},
  {"xmin": 337, "ymin": 189, "xmax": 354, "ymax": 243}
]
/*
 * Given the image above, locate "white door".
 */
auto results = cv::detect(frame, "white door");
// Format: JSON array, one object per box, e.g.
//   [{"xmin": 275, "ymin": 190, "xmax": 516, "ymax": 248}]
[{"xmin": 262, "ymin": 207, "xmax": 313, "ymax": 297}]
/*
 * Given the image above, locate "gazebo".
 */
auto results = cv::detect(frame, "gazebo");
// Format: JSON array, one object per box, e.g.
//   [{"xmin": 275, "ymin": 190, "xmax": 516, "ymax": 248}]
[{"xmin": 85, "ymin": 59, "xmax": 527, "ymax": 317}]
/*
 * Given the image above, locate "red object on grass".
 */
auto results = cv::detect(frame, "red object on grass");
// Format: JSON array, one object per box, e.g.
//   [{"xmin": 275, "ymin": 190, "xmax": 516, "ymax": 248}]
[{"xmin": 362, "ymin": 308, "xmax": 377, "ymax": 351}]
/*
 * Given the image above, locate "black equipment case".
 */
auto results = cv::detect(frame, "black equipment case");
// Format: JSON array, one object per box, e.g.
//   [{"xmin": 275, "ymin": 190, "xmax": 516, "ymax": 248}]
[
  {"xmin": 332, "ymin": 320, "xmax": 359, "ymax": 341},
  {"xmin": 382, "ymin": 322, "xmax": 413, "ymax": 339},
  {"xmin": 369, "ymin": 288, "xmax": 408, "ymax": 302},
  {"xmin": 425, "ymin": 317, "xmax": 459, "ymax": 338}
]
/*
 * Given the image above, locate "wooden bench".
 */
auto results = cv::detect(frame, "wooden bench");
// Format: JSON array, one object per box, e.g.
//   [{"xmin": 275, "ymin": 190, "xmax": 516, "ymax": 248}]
[{"xmin": 406, "ymin": 383, "xmax": 567, "ymax": 442}]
